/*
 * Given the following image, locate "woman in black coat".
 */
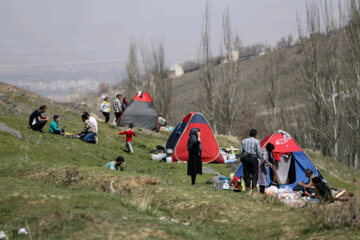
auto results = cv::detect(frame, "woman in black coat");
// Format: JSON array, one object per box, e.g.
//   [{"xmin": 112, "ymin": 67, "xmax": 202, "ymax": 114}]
[{"xmin": 187, "ymin": 128, "xmax": 202, "ymax": 185}]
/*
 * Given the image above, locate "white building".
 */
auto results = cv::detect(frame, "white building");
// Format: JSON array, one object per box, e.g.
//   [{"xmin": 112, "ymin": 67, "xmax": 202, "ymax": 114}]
[
  {"xmin": 222, "ymin": 50, "xmax": 239, "ymax": 64},
  {"xmin": 170, "ymin": 64, "xmax": 184, "ymax": 78}
]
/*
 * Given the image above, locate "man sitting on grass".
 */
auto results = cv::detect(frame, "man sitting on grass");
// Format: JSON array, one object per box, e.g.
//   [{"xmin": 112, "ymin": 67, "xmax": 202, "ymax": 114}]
[
  {"xmin": 77, "ymin": 113, "xmax": 98, "ymax": 144},
  {"xmin": 29, "ymin": 105, "xmax": 49, "ymax": 132},
  {"xmin": 105, "ymin": 156, "xmax": 125, "ymax": 171},
  {"xmin": 293, "ymin": 168, "xmax": 316, "ymax": 197}
]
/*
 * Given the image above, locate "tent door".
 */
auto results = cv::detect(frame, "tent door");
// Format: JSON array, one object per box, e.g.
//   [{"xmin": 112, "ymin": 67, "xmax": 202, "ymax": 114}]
[{"xmin": 274, "ymin": 154, "xmax": 296, "ymax": 185}]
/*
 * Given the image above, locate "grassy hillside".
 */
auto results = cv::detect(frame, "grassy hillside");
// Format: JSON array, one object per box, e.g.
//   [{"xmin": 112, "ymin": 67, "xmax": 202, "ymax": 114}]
[
  {"xmin": 1, "ymin": 82, "xmax": 360, "ymax": 239},
  {"xmin": 171, "ymin": 47, "xmax": 301, "ymax": 123}
]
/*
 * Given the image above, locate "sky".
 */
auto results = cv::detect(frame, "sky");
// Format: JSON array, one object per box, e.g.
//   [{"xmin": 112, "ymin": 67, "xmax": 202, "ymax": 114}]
[{"xmin": 0, "ymin": 0, "xmax": 311, "ymax": 67}]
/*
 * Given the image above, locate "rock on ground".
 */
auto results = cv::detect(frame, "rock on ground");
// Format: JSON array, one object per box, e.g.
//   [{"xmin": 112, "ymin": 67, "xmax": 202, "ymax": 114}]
[
  {"xmin": 206, "ymin": 175, "xmax": 225, "ymax": 184},
  {"xmin": 202, "ymin": 166, "xmax": 220, "ymax": 175},
  {"xmin": 0, "ymin": 93, "xmax": 16, "ymax": 108},
  {"xmin": 0, "ymin": 122, "xmax": 24, "ymax": 139}
]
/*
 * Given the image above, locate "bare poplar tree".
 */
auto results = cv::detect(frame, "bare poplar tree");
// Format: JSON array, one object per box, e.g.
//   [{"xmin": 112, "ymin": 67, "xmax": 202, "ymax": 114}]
[
  {"xmin": 124, "ymin": 40, "xmax": 140, "ymax": 97},
  {"xmin": 264, "ymin": 53, "xmax": 280, "ymax": 131},
  {"xmin": 151, "ymin": 41, "xmax": 172, "ymax": 116},
  {"xmin": 199, "ymin": 3, "xmax": 217, "ymax": 133},
  {"xmin": 140, "ymin": 40, "xmax": 172, "ymax": 117},
  {"xmin": 297, "ymin": 1, "xmax": 344, "ymax": 160},
  {"xmin": 345, "ymin": 0, "xmax": 360, "ymax": 168},
  {"xmin": 217, "ymin": 8, "xmax": 241, "ymax": 135}
]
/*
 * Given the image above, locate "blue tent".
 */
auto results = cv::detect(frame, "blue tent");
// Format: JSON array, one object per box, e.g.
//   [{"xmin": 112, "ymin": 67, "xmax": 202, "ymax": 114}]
[{"xmin": 232, "ymin": 130, "xmax": 325, "ymax": 188}]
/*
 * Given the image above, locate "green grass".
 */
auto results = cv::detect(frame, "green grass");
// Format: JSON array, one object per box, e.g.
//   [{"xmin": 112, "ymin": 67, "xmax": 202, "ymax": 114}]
[{"xmin": 0, "ymin": 82, "xmax": 360, "ymax": 239}]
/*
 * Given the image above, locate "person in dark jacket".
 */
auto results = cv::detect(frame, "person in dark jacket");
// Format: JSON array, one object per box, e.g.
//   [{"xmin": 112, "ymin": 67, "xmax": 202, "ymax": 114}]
[
  {"xmin": 312, "ymin": 176, "xmax": 333, "ymax": 203},
  {"xmin": 187, "ymin": 128, "xmax": 202, "ymax": 185},
  {"xmin": 29, "ymin": 105, "xmax": 49, "ymax": 132}
]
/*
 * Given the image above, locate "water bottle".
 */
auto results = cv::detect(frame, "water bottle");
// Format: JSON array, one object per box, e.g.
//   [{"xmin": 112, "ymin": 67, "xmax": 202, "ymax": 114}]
[{"xmin": 241, "ymin": 180, "xmax": 246, "ymax": 192}]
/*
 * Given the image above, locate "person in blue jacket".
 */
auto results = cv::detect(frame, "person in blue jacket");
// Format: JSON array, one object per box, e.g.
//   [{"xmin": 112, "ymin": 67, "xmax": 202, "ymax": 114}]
[{"xmin": 49, "ymin": 115, "xmax": 64, "ymax": 134}]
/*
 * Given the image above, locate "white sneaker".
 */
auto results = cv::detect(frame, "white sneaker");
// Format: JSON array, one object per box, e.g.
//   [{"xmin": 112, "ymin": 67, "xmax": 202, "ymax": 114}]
[{"xmin": 95, "ymin": 136, "xmax": 98, "ymax": 144}]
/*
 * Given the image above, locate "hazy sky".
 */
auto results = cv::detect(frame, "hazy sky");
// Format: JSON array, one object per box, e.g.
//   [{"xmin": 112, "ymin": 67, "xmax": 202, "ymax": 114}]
[{"xmin": 0, "ymin": 0, "xmax": 310, "ymax": 67}]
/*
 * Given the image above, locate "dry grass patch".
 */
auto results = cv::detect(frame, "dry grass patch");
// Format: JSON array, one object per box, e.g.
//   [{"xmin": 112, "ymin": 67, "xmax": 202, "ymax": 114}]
[
  {"xmin": 310, "ymin": 195, "xmax": 360, "ymax": 229},
  {"xmin": 28, "ymin": 167, "xmax": 83, "ymax": 184}
]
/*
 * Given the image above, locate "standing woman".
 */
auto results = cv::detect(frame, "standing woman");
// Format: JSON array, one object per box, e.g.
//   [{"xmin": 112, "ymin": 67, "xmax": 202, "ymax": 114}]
[
  {"xmin": 187, "ymin": 128, "xmax": 202, "ymax": 185},
  {"xmin": 121, "ymin": 97, "xmax": 128, "ymax": 112},
  {"xmin": 100, "ymin": 97, "xmax": 111, "ymax": 123},
  {"xmin": 258, "ymin": 143, "xmax": 274, "ymax": 193}
]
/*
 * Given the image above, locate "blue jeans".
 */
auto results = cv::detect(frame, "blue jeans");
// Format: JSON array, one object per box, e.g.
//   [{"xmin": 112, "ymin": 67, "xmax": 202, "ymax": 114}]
[
  {"xmin": 81, "ymin": 133, "xmax": 96, "ymax": 143},
  {"xmin": 293, "ymin": 185, "xmax": 314, "ymax": 195}
]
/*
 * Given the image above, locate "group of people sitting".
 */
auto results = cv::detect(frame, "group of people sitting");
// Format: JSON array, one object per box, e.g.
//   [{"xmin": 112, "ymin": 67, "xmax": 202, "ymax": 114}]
[
  {"xmin": 29, "ymin": 105, "xmax": 99, "ymax": 144},
  {"xmin": 240, "ymin": 129, "xmax": 333, "ymax": 203},
  {"xmin": 29, "ymin": 105, "xmax": 136, "ymax": 172},
  {"xmin": 100, "ymin": 94, "xmax": 128, "ymax": 125}
]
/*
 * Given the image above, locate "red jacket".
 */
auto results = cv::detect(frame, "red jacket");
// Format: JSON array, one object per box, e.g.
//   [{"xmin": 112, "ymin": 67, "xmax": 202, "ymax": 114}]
[{"xmin": 119, "ymin": 129, "xmax": 136, "ymax": 142}]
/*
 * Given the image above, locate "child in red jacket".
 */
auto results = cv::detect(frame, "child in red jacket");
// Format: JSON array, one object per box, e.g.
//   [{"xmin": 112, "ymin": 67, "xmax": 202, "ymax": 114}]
[{"xmin": 119, "ymin": 123, "xmax": 136, "ymax": 153}]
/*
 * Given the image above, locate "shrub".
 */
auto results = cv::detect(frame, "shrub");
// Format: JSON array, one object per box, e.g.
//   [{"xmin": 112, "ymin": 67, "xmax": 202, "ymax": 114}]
[{"xmin": 310, "ymin": 195, "xmax": 359, "ymax": 229}]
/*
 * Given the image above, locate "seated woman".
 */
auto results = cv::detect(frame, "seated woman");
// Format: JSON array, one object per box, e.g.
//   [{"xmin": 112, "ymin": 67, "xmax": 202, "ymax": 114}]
[{"xmin": 49, "ymin": 115, "xmax": 64, "ymax": 134}]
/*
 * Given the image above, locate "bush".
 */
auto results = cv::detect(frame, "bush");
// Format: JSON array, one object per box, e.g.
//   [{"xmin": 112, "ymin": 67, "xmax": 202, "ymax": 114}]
[{"xmin": 310, "ymin": 195, "xmax": 359, "ymax": 229}]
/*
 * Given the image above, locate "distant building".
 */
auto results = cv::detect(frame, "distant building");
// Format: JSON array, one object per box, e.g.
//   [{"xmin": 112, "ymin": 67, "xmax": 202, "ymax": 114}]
[
  {"xmin": 230, "ymin": 50, "xmax": 239, "ymax": 61},
  {"xmin": 169, "ymin": 64, "xmax": 184, "ymax": 78},
  {"xmin": 221, "ymin": 50, "xmax": 239, "ymax": 64}
]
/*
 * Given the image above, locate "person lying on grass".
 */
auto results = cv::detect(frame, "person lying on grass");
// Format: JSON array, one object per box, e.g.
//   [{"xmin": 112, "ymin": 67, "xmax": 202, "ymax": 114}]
[
  {"xmin": 49, "ymin": 115, "xmax": 64, "ymax": 135},
  {"xmin": 105, "ymin": 156, "xmax": 125, "ymax": 171}
]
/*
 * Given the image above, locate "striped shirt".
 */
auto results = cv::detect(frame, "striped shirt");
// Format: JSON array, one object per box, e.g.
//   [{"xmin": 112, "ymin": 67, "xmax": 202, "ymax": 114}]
[{"xmin": 239, "ymin": 137, "xmax": 262, "ymax": 159}]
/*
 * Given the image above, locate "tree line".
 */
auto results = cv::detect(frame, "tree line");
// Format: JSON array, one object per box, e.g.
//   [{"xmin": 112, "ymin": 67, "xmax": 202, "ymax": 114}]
[{"xmin": 119, "ymin": 0, "xmax": 360, "ymax": 169}]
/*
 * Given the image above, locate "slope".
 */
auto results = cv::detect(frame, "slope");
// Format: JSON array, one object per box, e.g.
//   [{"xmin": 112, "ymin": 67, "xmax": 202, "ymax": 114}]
[
  {"xmin": 0, "ymin": 82, "xmax": 359, "ymax": 240},
  {"xmin": 171, "ymin": 47, "xmax": 301, "ymax": 124}
]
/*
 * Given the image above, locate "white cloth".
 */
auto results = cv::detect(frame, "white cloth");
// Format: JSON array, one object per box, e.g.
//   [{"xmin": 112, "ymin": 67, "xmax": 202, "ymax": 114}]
[
  {"xmin": 274, "ymin": 154, "xmax": 292, "ymax": 184},
  {"xmin": 89, "ymin": 116, "xmax": 98, "ymax": 134},
  {"xmin": 100, "ymin": 102, "xmax": 111, "ymax": 112},
  {"xmin": 158, "ymin": 116, "xmax": 167, "ymax": 126}
]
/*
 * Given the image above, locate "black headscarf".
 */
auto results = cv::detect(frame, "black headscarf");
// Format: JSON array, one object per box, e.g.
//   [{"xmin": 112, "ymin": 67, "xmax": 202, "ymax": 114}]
[
  {"xmin": 187, "ymin": 128, "xmax": 200, "ymax": 152},
  {"xmin": 266, "ymin": 143, "xmax": 275, "ymax": 163},
  {"xmin": 266, "ymin": 143, "xmax": 275, "ymax": 153}
]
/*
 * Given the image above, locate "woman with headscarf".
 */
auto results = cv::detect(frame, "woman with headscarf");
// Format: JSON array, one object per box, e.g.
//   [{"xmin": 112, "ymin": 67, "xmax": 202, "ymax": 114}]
[
  {"xmin": 258, "ymin": 143, "xmax": 275, "ymax": 193},
  {"xmin": 187, "ymin": 128, "xmax": 202, "ymax": 185},
  {"xmin": 121, "ymin": 97, "xmax": 128, "ymax": 112},
  {"xmin": 100, "ymin": 97, "xmax": 111, "ymax": 123}
]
